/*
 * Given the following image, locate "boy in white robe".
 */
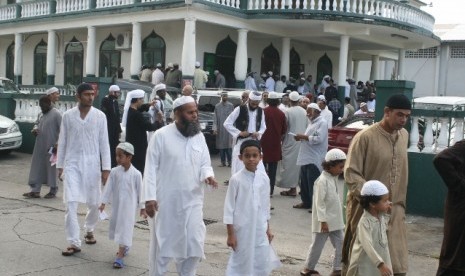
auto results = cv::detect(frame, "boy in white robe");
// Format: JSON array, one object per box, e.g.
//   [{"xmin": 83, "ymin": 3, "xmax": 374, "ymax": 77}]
[
  {"xmin": 224, "ymin": 140, "xmax": 281, "ymax": 276},
  {"xmin": 99, "ymin": 142, "xmax": 146, "ymax": 269}
]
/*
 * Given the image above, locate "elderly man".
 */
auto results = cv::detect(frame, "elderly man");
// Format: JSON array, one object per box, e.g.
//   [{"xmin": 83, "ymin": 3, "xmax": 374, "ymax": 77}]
[
  {"xmin": 46, "ymin": 87, "xmax": 60, "ymax": 105},
  {"xmin": 166, "ymin": 63, "xmax": 182, "ymax": 88},
  {"xmin": 354, "ymin": 102, "xmax": 369, "ymax": 115},
  {"xmin": 300, "ymin": 96, "xmax": 310, "ymax": 110},
  {"xmin": 182, "ymin": 85, "xmax": 194, "ymax": 96},
  {"xmin": 58, "ymin": 83, "xmax": 111, "ymax": 256},
  {"xmin": 244, "ymin": 72, "xmax": 257, "ymax": 91},
  {"xmin": 342, "ymin": 94, "xmax": 412, "ymax": 276},
  {"xmin": 214, "ymin": 70, "xmax": 226, "ymax": 88},
  {"xmin": 193, "ymin": 61, "xmax": 208, "ymax": 89},
  {"xmin": 265, "ymin": 71, "xmax": 275, "ymax": 92},
  {"xmin": 213, "ymin": 92, "xmax": 234, "ymax": 167},
  {"xmin": 151, "ymin": 63, "xmax": 164, "ymax": 86},
  {"xmin": 240, "ymin": 91, "xmax": 250, "ymax": 106},
  {"xmin": 317, "ymin": 95, "xmax": 333, "ymax": 129},
  {"xmin": 318, "ymin": 75, "xmax": 331, "ymax": 94},
  {"xmin": 292, "ymin": 103, "xmax": 328, "ymax": 210},
  {"xmin": 101, "ymin": 84, "xmax": 122, "ymax": 167},
  {"xmin": 224, "ymin": 91, "xmax": 266, "ymax": 175},
  {"xmin": 142, "ymin": 96, "xmax": 218, "ymax": 276}
]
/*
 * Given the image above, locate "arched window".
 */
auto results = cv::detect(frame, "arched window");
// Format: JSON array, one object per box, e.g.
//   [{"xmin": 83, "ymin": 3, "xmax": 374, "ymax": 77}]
[
  {"xmin": 215, "ymin": 36, "xmax": 237, "ymax": 88},
  {"xmin": 317, "ymin": 53, "xmax": 333, "ymax": 85},
  {"xmin": 261, "ymin": 44, "xmax": 280, "ymax": 76},
  {"xmin": 99, "ymin": 34, "xmax": 121, "ymax": 78},
  {"xmin": 6, "ymin": 42, "xmax": 14, "ymax": 81},
  {"xmin": 64, "ymin": 37, "xmax": 83, "ymax": 85},
  {"xmin": 34, "ymin": 39, "xmax": 47, "ymax": 85},
  {"xmin": 289, "ymin": 47, "xmax": 302, "ymax": 80},
  {"xmin": 142, "ymin": 31, "xmax": 166, "ymax": 68}
]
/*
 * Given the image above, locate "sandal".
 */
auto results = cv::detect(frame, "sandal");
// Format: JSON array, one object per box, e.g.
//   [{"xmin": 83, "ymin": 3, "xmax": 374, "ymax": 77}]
[
  {"xmin": 280, "ymin": 190, "xmax": 297, "ymax": 197},
  {"xmin": 300, "ymin": 269, "xmax": 321, "ymax": 276},
  {"xmin": 293, "ymin": 203, "xmax": 311, "ymax": 209},
  {"xmin": 62, "ymin": 246, "xmax": 81, "ymax": 256},
  {"xmin": 113, "ymin": 258, "xmax": 124, "ymax": 269},
  {"xmin": 44, "ymin": 193, "xmax": 56, "ymax": 199},
  {"xmin": 84, "ymin": 232, "xmax": 97, "ymax": 244},
  {"xmin": 23, "ymin": 192, "xmax": 40, "ymax": 198},
  {"xmin": 116, "ymin": 246, "xmax": 130, "ymax": 257}
]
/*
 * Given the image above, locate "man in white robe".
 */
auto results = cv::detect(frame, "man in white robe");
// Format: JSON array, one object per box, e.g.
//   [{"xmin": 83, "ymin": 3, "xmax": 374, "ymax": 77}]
[
  {"xmin": 57, "ymin": 83, "xmax": 111, "ymax": 256},
  {"xmin": 317, "ymin": 95, "xmax": 333, "ymax": 129},
  {"xmin": 151, "ymin": 63, "xmax": 164, "ymax": 86},
  {"xmin": 223, "ymin": 91, "xmax": 266, "ymax": 175},
  {"xmin": 142, "ymin": 96, "xmax": 218, "ymax": 276}
]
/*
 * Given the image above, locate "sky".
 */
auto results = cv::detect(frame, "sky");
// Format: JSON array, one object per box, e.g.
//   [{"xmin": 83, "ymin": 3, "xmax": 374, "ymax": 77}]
[{"xmin": 421, "ymin": 0, "xmax": 465, "ymax": 25}]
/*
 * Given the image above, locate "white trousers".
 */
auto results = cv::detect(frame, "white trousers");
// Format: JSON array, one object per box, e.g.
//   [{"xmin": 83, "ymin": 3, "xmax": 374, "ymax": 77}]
[
  {"xmin": 65, "ymin": 201, "xmax": 99, "ymax": 248},
  {"xmin": 305, "ymin": 229, "xmax": 344, "ymax": 271}
]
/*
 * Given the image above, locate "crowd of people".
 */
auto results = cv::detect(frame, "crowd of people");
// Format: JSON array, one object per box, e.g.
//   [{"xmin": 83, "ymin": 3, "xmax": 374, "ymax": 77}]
[{"xmin": 19, "ymin": 73, "xmax": 464, "ymax": 276}]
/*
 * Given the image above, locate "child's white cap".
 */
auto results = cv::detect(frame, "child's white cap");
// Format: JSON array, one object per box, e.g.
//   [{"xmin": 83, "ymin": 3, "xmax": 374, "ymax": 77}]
[
  {"xmin": 325, "ymin": 148, "xmax": 347, "ymax": 162},
  {"xmin": 117, "ymin": 142, "xmax": 134, "ymax": 155},
  {"xmin": 361, "ymin": 180, "xmax": 389, "ymax": 196}
]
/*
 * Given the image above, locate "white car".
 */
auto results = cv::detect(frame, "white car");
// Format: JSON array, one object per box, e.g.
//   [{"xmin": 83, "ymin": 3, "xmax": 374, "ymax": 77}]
[{"xmin": 0, "ymin": 115, "xmax": 22, "ymax": 153}]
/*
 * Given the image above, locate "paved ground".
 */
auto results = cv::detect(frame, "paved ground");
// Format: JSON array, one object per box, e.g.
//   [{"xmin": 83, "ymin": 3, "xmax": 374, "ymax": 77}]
[{"xmin": 0, "ymin": 151, "xmax": 443, "ymax": 276}]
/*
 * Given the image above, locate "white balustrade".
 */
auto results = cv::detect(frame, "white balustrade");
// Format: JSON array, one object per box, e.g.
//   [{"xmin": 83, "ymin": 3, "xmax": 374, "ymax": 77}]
[
  {"xmin": 96, "ymin": 0, "xmax": 134, "ymax": 8},
  {"xmin": 21, "ymin": 1, "xmax": 50, "ymax": 18},
  {"xmin": 0, "ymin": 5, "xmax": 16, "ymax": 21},
  {"xmin": 56, "ymin": 0, "xmax": 89, "ymax": 13},
  {"xmin": 453, "ymin": 118, "xmax": 464, "ymax": 146},
  {"xmin": 435, "ymin": 117, "xmax": 449, "ymax": 152},
  {"xmin": 422, "ymin": 117, "xmax": 434, "ymax": 153},
  {"xmin": 408, "ymin": 116, "xmax": 420, "ymax": 152},
  {"xmin": 14, "ymin": 98, "xmax": 77, "ymax": 122}
]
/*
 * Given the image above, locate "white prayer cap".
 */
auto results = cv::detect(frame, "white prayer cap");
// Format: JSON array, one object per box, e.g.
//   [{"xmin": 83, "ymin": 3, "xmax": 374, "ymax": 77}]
[
  {"xmin": 249, "ymin": 91, "xmax": 262, "ymax": 101},
  {"xmin": 307, "ymin": 103, "xmax": 321, "ymax": 112},
  {"xmin": 361, "ymin": 180, "xmax": 389, "ymax": 196},
  {"xmin": 289, "ymin": 91, "xmax": 300, "ymax": 102},
  {"xmin": 195, "ymin": 61, "xmax": 200, "ymax": 67},
  {"xmin": 167, "ymin": 62, "xmax": 173, "ymax": 68},
  {"xmin": 268, "ymin": 92, "xmax": 279, "ymax": 99},
  {"xmin": 214, "ymin": 70, "xmax": 219, "ymax": 75},
  {"xmin": 360, "ymin": 102, "xmax": 367, "ymax": 108},
  {"xmin": 325, "ymin": 148, "xmax": 347, "ymax": 162},
  {"xmin": 156, "ymin": 63, "xmax": 162, "ymax": 67},
  {"xmin": 173, "ymin": 96, "xmax": 195, "ymax": 109},
  {"xmin": 261, "ymin": 73, "xmax": 267, "ymax": 78},
  {"xmin": 109, "ymin": 85, "xmax": 120, "ymax": 92},
  {"xmin": 153, "ymin": 83, "xmax": 166, "ymax": 93},
  {"xmin": 46, "ymin": 87, "xmax": 59, "ymax": 95},
  {"xmin": 268, "ymin": 71, "xmax": 273, "ymax": 76},
  {"xmin": 323, "ymin": 75, "xmax": 330, "ymax": 79},
  {"xmin": 122, "ymin": 89, "xmax": 145, "ymax": 127},
  {"xmin": 117, "ymin": 142, "xmax": 134, "ymax": 155},
  {"xmin": 317, "ymin": 95, "xmax": 326, "ymax": 103}
]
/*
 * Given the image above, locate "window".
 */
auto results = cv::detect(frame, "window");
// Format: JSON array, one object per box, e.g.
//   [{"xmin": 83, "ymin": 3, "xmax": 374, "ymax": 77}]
[
  {"xmin": 64, "ymin": 37, "xmax": 83, "ymax": 85},
  {"xmin": 99, "ymin": 35, "xmax": 121, "ymax": 78},
  {"xmin": 405, "ymin": 47, "xmax": 438, "ymax": 58},
  {"xmin": 142, "ymin": 31, "xmax": 166, "ymax": 67},
  {"xmin": 34, "ymin": 39, "xmax": 47, "ymax": 85},
  {"xmin": 290, "ymin": 47, "xmax": 302, "ymax": 80},
  {"xmin": 6, "ymin": 42, "xmax": 14, "ymax": 81},
  {"xmin": 450, "ymin": 46, "xmax": 465, "ymax": 58}
]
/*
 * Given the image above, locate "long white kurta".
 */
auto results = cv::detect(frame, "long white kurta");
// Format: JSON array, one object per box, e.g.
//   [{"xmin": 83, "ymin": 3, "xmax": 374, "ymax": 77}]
[
  {"xmin": 223, "ymin": 106, "xmax": 267, "ymax": 175},
  {"xmin": 57, "ymin": 106, "xmax": 111, "ymax": 204},
  {"xmin": 101, "ymin": 165, "xmax": 143, "ymax": 247},
  {"xmin": 224, "ymin": 168, "xmax": 279, "ymax": 276},
  {"xmin": 142, "ymin": 123, "xmax": 214, "ymax": 260}
]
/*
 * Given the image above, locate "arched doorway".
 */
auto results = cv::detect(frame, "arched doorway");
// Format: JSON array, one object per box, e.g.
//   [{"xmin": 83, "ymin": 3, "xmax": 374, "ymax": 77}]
[
  {"xmin": 6, "ymin": 42, "xmax": 14, "ymax": 81},
  {"xmin": 289, "ymin": 47, "xmax": 302, "ymax": 80},
  {"xmin": 261, "ymin": 43, "xmax": 280, "ymax": 76},
  {"xmin": 142, "ymin": 31, "xmax": 166, "ymax": 67},
  {"xmin": 34, "ymin": 39, "xmax": 47, "ymax": 85},
  {"xmin": 317, "ymin": 53, "xmax": 332, "ymax": 84},
  {"xmin": 64, "ymin": 37, "xmax": 83, "ymax": 85},
  {"xmin": 99, "ymin": 34, "xmax": 121, "ymax": 78},
  {"xmin": 215, "ymin": 36, "xmax": 237, "ymax": 88}
]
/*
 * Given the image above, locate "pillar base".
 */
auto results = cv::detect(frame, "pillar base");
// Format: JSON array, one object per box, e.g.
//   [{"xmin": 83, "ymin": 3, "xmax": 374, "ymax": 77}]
[
  {"xmin": 235, "ymin": 80, "xmax": 245, "ymax": 88},
  {"xmin": 47, "ymin": 75, "xmax": 55, "ymax": 85},
  {"xmin": 14, "ymin": 75, "xmax": 22, "ymax": 85}
]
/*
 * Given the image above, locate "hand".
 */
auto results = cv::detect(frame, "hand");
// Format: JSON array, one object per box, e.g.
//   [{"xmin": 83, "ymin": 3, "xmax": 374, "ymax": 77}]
[
  {"xmin": 378, "ymin": 263, "xmax": 393, "ymax": 276},
  {"xmin": 150, "ymin": 99, "xmax": 157, "ymax": 106},
  {"xmin": 145, "ymin": 200, "xmax": 159, "ymax": 218},
  {"xmin": 239, "ymin": 131, "xmax": 249, "ymax": 138},
  {"xmin": 58, "ymin": 168, "xmax": 64, "ymax": 181},
  {"xmin": 101, "ymin": 170, "xmax": 110, "ymax": 185},
  {"xmin": 251, "ymin": 132, "xmax": 259, "ymax": 139},
  {"xmin": 320, "ymin": 222, "xmax": 329, "ymax": 233},
  {"xmin": 266, "ymin": 230, "xmax": 274, "ymax": 243},
  {"xmin": 98, "ymin": 204, "xmax": 105, "ymax": 212},
  {"xmin": 140, "ymin": 208, "xmax": 148, "ymax": 219},
  {"xmin": 227, "ymin": 234, "xmax": 237, "ymax": 251},
  {"xmin": 205, "ymin": 177, "xmax": 218, "ymax": 189},
  {"xmin": 156, "ymin": 111, "xmax": 164, "ymax": 123}
]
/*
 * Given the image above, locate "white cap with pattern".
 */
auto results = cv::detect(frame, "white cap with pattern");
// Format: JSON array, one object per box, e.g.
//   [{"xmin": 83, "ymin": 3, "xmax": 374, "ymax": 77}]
[
  {"xmin": 361, "ymin": 180, "xmax": 389, "ymax": 196},
  {"xmin": 325, "ymin": 148, "xmax": 347, "ymax": 162},
  {"xmin": 117, "ymin": 142, "xmax": 134, "ymax": 155}
]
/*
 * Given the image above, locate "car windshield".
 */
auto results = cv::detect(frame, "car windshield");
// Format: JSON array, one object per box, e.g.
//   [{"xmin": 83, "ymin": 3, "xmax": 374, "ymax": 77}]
[{"xmin": 0, "ymin": 79, "xmax": 20, "ymax": 93}]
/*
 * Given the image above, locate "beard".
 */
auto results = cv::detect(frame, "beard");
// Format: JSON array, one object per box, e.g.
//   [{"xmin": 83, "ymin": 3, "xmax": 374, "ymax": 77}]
[
  {"xmin": 248, "ymin": 103, "xmax": 258, "ymax": 111},
  {"xmin": 178, "ymin": 115, "xmax": 201, "ymax": 137}
]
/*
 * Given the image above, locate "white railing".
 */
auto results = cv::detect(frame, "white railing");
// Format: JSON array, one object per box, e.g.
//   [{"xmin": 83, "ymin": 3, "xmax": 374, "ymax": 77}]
[
  {"xmin": 21, "ymin": 0, "xmax": 50, "ymax": 18},
  {"xmin": 96, "ymin": 0, "xmax": 134, "ymax": 8},
  {"xmin": 0, "ymin": 5, "xmax": 16, "ymax": 21},
  {"xmin": 56, "ymin": 0, "xmax": 90, "ymax": 13},
  {"xmin": 20, "ymin": 85, "xmax": 76, "ymax": 96},
  {"xmin": 247, "ymin": 0, "xmax": 434, "ymax": 32},
  {"xmin": 14, "ymin": 99, "xmax": 77, "ymax": 122},
  {"xmin": 203, "ymin": 0, "xmax": 240, "ymax": 9}
]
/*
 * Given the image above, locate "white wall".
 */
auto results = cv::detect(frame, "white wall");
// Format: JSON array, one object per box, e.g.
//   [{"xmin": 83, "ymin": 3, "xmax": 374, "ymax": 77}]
[
  {"xmin": 404, "ymin": 58, "xmax": 437, "ymax": 97},
  {"xmin": 443, "ymin": 58, "xmax": 465, "ymax": 96}
]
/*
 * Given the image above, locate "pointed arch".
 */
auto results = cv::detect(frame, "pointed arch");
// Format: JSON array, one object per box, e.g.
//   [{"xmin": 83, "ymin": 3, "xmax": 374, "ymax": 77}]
[
  {"xmin": 64, "ymin": 37, "xmax": 83, "ymax": 85},
  {"xmin": 214, "ymin": 35, "xmax": 237, "ymax": 88},
  {"xmin": 99, "ymin": 34, "xmax": 121, "ymax": 78},
  {"xmin": 261, "ymin": 43, "xmax": 280, "ymax": 76},
  {"xmin": 289, "ymin": 47, "xmax": 302, "ymax": 80},
  {"xmin": 6, "ymin": 42, "xmax": 14, "ymax": 81},
  {"xmin": 142, "ymin": 31, "xmax": 166, "ymax": 67},
  {"xmin": 34, "ymin": 39, "xmax": 47, "ymax": 85},
  {"xmin": 317, "ymin": 53, "xmax": 332, "ymax": 84}
]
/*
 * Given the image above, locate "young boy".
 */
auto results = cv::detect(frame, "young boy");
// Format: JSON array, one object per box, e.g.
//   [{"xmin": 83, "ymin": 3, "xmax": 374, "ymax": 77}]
[
  {"xmin": 99, "ymin": 142, "xmax": 146, "ymax": 269},
  {"xmin": 223, "ymin": 140, "xmax": 280, "ymax": 275}
]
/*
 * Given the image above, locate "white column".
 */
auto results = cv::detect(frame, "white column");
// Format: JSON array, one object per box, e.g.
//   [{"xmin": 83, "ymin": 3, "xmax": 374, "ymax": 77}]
[
  {"xmin": 85, "ymin": 26, "xmax": 96, "ymax": 77},
  {"xmin": 234, "ymin": 29, "xmax": 249, "ymax": 83},
  {"xmin": 346, "ymin": 50, "xmax": 353, "ymax": 79},
  {"xmin": 279, "ymin": 37, "xmax": 290, "ymax": 79},
  {"xmin": 338, "ymin": 35, "xmax": 349, "ymax": 86},
  {"xmin": 46, "ymin": 30, "xmax": 56, "ymax": 84},
  {"xmin": 384, "ymin": 60, "xmax": 391, "ymax": 80},
  {"xmin": 181, "ymin": 17, "xmax": 196, "ymax": 77},
  {"xmin": 370, "ymin": 55, "xmax": 379, "ymax": 81},
  {"xmin": 438, "ymin": 45, "xmax": 449, "ymax": 96},
  {"xmin": 14, "ymin": 33, "xmax": 23, "ymax": 83},
  {"xmin": 130, "ymin": 22, "xmax": 142, "ymax": 79},
  {"xmin": 353, "ymin": 60, "xmax": 359, "ymax": 81},
  {"xmin": 398, "ymin": 49, "xmax": 405, "ymax": 80}
]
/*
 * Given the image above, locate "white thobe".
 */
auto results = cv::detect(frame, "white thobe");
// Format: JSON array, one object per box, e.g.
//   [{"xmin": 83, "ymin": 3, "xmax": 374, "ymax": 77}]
[
  {"xmin": 57, "ymin": 106, "xmax": 111, "ymax": 204},
  {"xmin": 367, "ymin": 100, "xmax": 376, "ymax": 112},
  {"xmin": 265, "ymin": 77, "xmax": 275, "ymax": 92},
  {"xmin": 224, "ymin": 169, "xmax": 280, "ymax": 276},
  {"xmin": 275, "ymin": 81, "xmax": 286, "ymax": 94},
  {"xmin": 142, "ymin": 124, "xmax": 214, "ymax": 273},
  {"xmin": 101, "ymin": 165, "xmax": 143, "ymax": 247},
  {"xmin": 244, "ymin": 77, "xmax": 257, "ymax": 91},
  {"xmin": 223, "ymin": 106, "xmax": 266, "ymax": 175},
  {"xmin": 152, "ymin": 69, "xmax": 164, "ymax": 85},
  {"xmin": 320, "ymin": 107, "xmax": 333, "ymax": 129}
]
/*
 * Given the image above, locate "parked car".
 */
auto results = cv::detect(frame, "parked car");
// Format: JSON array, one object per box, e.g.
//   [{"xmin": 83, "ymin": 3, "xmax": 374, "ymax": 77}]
[
  {"xmin": 328, "ymin": 114, "xmax": 375, "ymax": 153},
  {"xmin": 0, "ymin": 114, "xmax": 22, "ymax": 154},
  {"xmin": 0, "ymin": 77, "xmax": 21, "ymax": 93}
]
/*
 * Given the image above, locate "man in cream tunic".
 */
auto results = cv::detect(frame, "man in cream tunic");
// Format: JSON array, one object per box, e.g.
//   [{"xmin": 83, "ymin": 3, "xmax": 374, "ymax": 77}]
[{"xmin": 143, "ymin": 96, "xmax": 218, "ymax": 276}]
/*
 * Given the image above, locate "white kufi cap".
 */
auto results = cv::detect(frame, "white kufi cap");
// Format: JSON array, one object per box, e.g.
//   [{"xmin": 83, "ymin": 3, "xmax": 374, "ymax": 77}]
[
  {"xmin": 173, "ymin": 96, "xmax": 195, "ymax": 109},
  {"xmin": 307, "ymin": 103, "xmax": 321, "ymax": 111},
  {"xmin": 117, "ymin": 142, "xmax": 134, "ymax": 155},
  {"xmin": 317, "ymin": 95, "xmax": 326, "ymax": 102},
  {"xmin": 360, "ymin": 102, "xmax": 367, "ymax": 107},
  {"xmin": 361, "ymin": 180, "xmax": 389, "ymax": 196},
  {"xmin": 46, "ymin": 87, "xmax": 59, "ymax": 95},
  {"xmin": 268, "ymin": 92, "xmax": 280, "ymax": 99},
  {"xmin": 325, "ymin": 148, "xmax": 347, "ymax": 162},
  {"xmin": 195, "ymin": 61, "xmax": 200, "ymax": 67},
  {"xmin": 289, "ymin": 91, "xmax": 300, "ymax": 102},
  {"xmin": 122, "ymin": 89, "xmax": 145, "ymax": 127},
  {"xmin": 249, "ymin": 91, "xmax": 262, "ymax": 101},
  {"xmin": 109, "ymin": 85, "xmax": 120, "ymax": 92}
]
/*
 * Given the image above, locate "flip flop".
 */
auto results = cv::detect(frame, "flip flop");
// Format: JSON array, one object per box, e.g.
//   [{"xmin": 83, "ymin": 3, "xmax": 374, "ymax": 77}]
[
  {"xmin": 62, "ymin": 246, "xmax": 81, "ymax": 256},
  {"xmin": 280, "ymin": 191, "xmax": 297, "ymax": 197},
  {"xmin": 23, "ymin": 192, "xmax": 40, "ymax": 198},
  {"xmin": 293, "ymin": 203, "xmax": 311, "ymax": 209},
  {"xmin": 113, "ymin": 258, "xmax": 124, "ymax": 269},
  {"xmin": 44, "ymin": 192, "xmax": 56, "ymax": 199},
  {"xmin": 84, "ymin": 233, "xmax": 97, "ymax": 244}
]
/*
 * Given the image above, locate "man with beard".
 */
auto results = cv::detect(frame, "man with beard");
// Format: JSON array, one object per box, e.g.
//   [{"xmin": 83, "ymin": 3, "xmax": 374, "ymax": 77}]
[
  {"xmin": 224, "ymin": 91, "xmax": 266, "ymax": 175},
  {"xmin": 213, "ymin": 92, "xmax": 234, "ymax": 167},
  {"xmin": 166, "ymin": 63, "xmax": 182, "ymax": 88},
  {"xmin": 142, "ymin": 96, "xmax": 218, "ymax": 276},
  {"xmin": 46, "ymin": 87, "xmax": 60, "ymax": 106},
  {"xmin": 101, "ymin": 85, "xmax": 122, "ymax": 167}
]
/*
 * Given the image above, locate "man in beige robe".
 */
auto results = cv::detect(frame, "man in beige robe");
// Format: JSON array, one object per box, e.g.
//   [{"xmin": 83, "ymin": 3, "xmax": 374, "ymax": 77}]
[{"xmin": 342, "ymin": 94, "xmax": 411, "ymax": 276}]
